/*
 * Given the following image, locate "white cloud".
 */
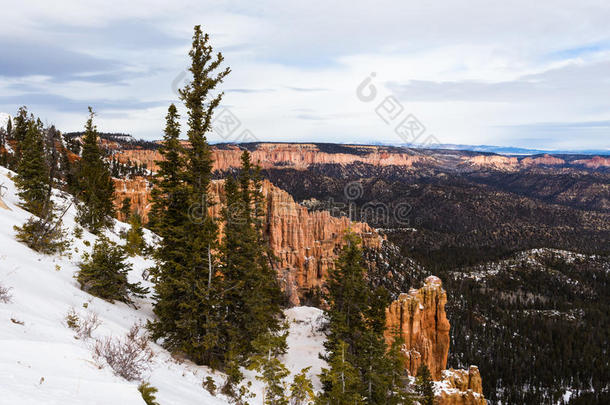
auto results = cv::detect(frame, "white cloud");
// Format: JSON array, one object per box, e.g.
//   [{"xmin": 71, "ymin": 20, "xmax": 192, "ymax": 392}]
[{"xmin": 1, "ymin": 0, "xmax": 609, "ymax": 149}]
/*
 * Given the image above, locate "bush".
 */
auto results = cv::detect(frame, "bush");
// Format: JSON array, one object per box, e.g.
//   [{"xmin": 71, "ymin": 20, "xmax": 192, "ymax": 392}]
[
  {"xmin": 14, "ymin": 216, "xmax": 69, "ymax": 254},
  {"xmin": 203, "ymin": 376, "xmax": 217, "ymax": 396},
  {"xmin": 138, "ymin": 382, "xmax": 160, "ymax": 405},
  {"xmin": 77, "ymin": 236, "xmax": 148, "ymax": 304},
  {"xmin": 123, "ymin": 213, "xmax": 146, "ymax": 257},
  {"xmin": 65, "ymin": 307, "xmax": 101, "ymax": 339},
  {"xmin": 93, "ymin": 324, "xmax": 153, "ymax": 381},
  {"xmin": 73, "ymin": 226, "xmax": 84, "ymax": 239},
  {"xmin": 0, "ymin": 282, "xmax": 13, "ymax": 303}
]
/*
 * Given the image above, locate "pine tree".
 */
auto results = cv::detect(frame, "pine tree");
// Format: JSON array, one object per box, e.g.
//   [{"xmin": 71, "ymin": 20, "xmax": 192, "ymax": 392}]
[
  {"xmin": 150, "ymin": 26, "xmax": 231, "ymax": 366},
  {"xmin": 248, "ymin": 329, "xmax": 290, "ymax": 405},
  {"xmin": 120, "ymin": 196, "xmax": 132, "ymax": 221},
  {"xmin": 12, "ymin": 107, "xmax": 29, "ymax": 160},
  {"xmin": 165, "ymin": 25, "xmax": 230, "ymax": 365},
  {"xmin": 77, "ymin": 236, "xmax": 147, "ymax": 304},
  {"xmin": 124, "ymin": 212, "xmax": 146, "ymax": 256},
  {"xmin": 290, "ymin": 367, "xmax": 315, "ymax": 405},
  {"xmin": 416, "ymin": 364, "xmax": 435, "ymax": 405},
  {"xmin": 318, "ymin": 340, "xmax": 365, "ymax": 405},
  {"xmin": 75, "ymin": 107, "xmax": 115, "ymax": 233},
  {"xmin": 14, "ymin": 118, "xmax": 49, "ymax": 217},
  {"xmin": 220, "ymin": 151, "xmax": 283, "ymax": 358},
  {"xmin": 320, "ymin": 233, "xmax": 399, "ymax": 404}
]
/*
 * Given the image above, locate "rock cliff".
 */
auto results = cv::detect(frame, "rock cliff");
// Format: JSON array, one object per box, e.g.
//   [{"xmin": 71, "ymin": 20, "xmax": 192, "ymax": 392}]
[
  {"xmin": 384, "ymin": 276, "xmax": 486, "ymax": 404},
  {"xmin": 113, "ymin": 176, "xmax": 382, "ymax": 305},
  {"xmin": 113, "ymin": 143, "xmax": 423, "ymax": 173},
  {"xmin": 436, "ymin": 366, "xmax": 486, "ymax": 405},
  {"xmin": 113, "ymin": 177, "xmax": 151, "ymax": 222},
  {"xmin": 211, "ymin": 179, "xmax": 382, "ymax": 305},
  {"xmin": 384, "ymin": 275, "xmax": 450, "ymax": 380}
]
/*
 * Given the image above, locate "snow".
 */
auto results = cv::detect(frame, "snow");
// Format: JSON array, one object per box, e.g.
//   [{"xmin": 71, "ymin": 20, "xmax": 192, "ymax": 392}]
[
  {"xmin": 0, "ymin": 167, "xmax": 327, "ymax": 404},
  {"xmin": 0, "ymin": 112, "xmax": 9, "ymax": 130}
]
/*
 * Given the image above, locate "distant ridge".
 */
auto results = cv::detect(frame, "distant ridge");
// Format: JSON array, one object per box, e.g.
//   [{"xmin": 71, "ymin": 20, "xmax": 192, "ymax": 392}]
[{"xmin": 394, "ymin": 142, "xmax": 610, "ymax": 156}]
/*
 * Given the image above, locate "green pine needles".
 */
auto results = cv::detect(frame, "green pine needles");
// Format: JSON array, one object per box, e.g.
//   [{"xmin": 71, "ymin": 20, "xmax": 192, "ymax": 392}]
[{"xmin": 77, "ymin": 236, "xmax": 147, "ymax": 305}]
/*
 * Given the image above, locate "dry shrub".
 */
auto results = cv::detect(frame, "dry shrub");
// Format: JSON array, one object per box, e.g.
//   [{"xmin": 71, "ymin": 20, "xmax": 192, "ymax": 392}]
[
  {"xmin": 65, "ymin": 307, "xmax": 101, "ymax": 339},
  {"xmin": 93, "ymin": 323, "xmax": 153, "ymax": 381},
  {"xmin": 0, "ymin": 282, "xmax": 12, "ymax": 303}
]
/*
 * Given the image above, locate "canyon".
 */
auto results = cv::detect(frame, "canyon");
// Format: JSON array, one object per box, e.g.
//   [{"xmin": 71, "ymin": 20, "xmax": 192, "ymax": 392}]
[
  {"xmin": 114, "ymin": 176, "xmax": 382, "ymax": 306},
  {"xmin": 110, "ymin": 141, "xmax": 610, "ymax": 173}
]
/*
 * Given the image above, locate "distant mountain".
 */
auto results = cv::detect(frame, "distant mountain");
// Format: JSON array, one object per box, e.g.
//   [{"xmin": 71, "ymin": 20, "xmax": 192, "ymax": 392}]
[{"xmin": 398, "ymin": 142, "xmax": 610, "ymax": 156}]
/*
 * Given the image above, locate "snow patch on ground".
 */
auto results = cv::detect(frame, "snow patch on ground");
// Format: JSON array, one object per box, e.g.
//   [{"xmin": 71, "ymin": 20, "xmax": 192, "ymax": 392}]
[{"xmin": 0, "ymin": 167, "xmax": 327, "ymax": 404}]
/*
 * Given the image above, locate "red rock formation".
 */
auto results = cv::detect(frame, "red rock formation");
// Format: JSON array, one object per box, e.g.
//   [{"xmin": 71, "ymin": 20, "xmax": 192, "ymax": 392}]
[
  {"xmin": 520, "ymin": 154, "xmax": 565, "ymax": 167},
  {"xmin": 572, "ymin": 155, "xmax": 610, "ymax": 169},
  {"xmin": 437, "ymin": 366, "xmax": 486, "ymax": 405},
  {"xmin": 384, "ymin": 276, "xmax": 450, "ymax": 380},
  {"xmin": 463, "ymin": 155, "xmax": 519, "ymax": 170},
  {"xmin": 113, "ymin": 177, "xmax": 151, "ymax": 222},
  {"xmin": 113, "ymin": 177, "xmax": 382, "ymax": 305},
  {"xmin": 384, "ymin": 276, "xmax": 487, "ymax": 404},
  {"xmin": 113, "ymin": 143, "xmax": 424, "ymax": 173}
]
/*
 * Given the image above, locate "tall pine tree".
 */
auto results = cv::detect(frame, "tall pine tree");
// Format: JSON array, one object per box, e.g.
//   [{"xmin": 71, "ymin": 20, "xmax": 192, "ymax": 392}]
[
  {"xmin": 14, "ymin": 118, "xmax": 49, "ymax": 217},
  {"xmin": 320, "ymin": 233, "xmax": 407, "ymax": 404},
  {"xmin": 220, "ymin": 150, "xmax": 283, "ymax": 358},
  {"xmin": 159, "ymin": 25, "xmax": 229, "ymax": 365},
  {"xmin": 75, "ymin": 107, "xmax": 115, "ymax": 233},
  {"xmin": 149, "ymin": 104, "xmax": 196, "ymax": 356}
]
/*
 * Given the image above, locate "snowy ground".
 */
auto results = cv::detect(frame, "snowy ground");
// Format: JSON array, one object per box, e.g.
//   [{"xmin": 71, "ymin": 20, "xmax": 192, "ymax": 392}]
[{"xmin": 0, "ymin": 167, "xmax": 326, "ymax": 404}]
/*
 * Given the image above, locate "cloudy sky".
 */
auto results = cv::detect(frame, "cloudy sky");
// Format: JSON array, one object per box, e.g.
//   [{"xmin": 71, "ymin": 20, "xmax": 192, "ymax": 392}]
[{"xmin": 1, "ymin": 0, "xmax": 609, "ymax": 150}]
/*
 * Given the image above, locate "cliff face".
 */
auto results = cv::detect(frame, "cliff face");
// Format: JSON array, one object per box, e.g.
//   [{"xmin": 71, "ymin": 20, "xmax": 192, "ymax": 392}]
[
  {"xmin": 437, "ymin": 367, "xmax": 486, "ymax": 405},
  {"xmin": 112, "ymin": 143, "xmax": 609, "ymax": 175},
  {"xmin": 113, "ymin": 177, "xmax": 151, "ymax": 222},
  {"xmin": 384, "ymin": 276, "xmax": 450, "ymax": 380},
  {"xmin": 113, "ymin": 176, "xmax": 382, "ymax": 305},
  {"xmin": 113, "ymin": 143, "xmax": 423, "ymax": 173},
  {"xmin": 384, "ymin": 276, "xmax": 486, "ymax": 405},
  {"xmin": 212, "ymin": 179, "xmax": 382, "ymax": 305}
]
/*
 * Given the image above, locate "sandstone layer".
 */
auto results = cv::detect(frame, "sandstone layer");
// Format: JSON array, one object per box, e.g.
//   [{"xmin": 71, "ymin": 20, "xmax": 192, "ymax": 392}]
[
  {"xmin": 384, "ymin": 275, "xmax": 450, "ymax": 380},
  {"xmin": 113, "ymin": 143, "xmax": 424, "ymax": 173},
  {"xmin": 437, "ymin": 366, "xmax": 486, "ymax": 405},
  {"xmin": 113, "ymin": 176, "xmax": 381, "ymax": 305},
  {"xmin": 384, "ymin": 276, "xmax": 486, "ymax": 405}
]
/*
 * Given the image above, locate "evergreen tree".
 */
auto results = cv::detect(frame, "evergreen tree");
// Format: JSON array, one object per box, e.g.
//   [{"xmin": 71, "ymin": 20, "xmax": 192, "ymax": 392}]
[
  {"xmin": 318, "ymin": 340, "xmax": 365, "ymax": 405},
  {"xmin": 14, "ymin": 118, "xmax": 49, "ymax": 217},
  {"xmin": 124, "ymin": 212, "xmax": 146, "ymax": 256},
  {"xmin": 415, "ymin": 364, "xmax": 435, "ymax": 405},
  {"xmin": 75, "ymin": 107, "xmax": 115, "ymax": 233},
  {"xmin": 320, "ymin": 233, "xmax": 399, "ymax": 404},
  {"xmin": 248, "ymin": 329, "xmax": 290, "ymax": 405},
  {"xmin": 290, "ymin": 367, "xmax": 315, "ymax": 405},
  {"xmin": 163, "ymin": 25, "xmax": 230, "ymax": 365},
  {"xmin": 120, "ymin": 196, "xmax": 132, "ymax": 221},
  {"xmin": 77, "ymin": 236, "xmax": 147, "ymax": 304},
  {"xmin": 220, "ymin": 151, "xmax": 283, "ymax": 358},
  {"xmin": 12, "ymin": 106, "xmax": 29, "ymax": 160}
]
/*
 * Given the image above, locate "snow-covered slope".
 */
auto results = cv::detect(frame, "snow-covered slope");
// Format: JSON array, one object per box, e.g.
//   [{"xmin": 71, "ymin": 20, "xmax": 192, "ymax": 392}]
[{"xmin": 0, "ymin": 167, "xmax": 326, "ymax": 404}]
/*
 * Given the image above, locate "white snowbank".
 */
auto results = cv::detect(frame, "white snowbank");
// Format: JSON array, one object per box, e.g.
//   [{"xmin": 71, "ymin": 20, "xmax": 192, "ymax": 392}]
[{"xmin": 0, "ymin": 167, "xmax": 326, "ymax": 404}]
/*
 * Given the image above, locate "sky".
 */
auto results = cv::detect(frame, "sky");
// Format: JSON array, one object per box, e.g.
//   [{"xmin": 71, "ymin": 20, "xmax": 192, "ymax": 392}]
[{"xmin": 1, "ymin": 0, "xmax": 609, "ymax": 150}]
